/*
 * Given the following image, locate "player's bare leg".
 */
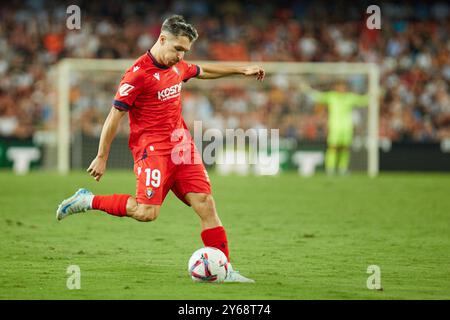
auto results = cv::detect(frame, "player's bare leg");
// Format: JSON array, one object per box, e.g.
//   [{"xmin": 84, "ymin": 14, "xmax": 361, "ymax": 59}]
[
  {"xmin": 125, "ymin": 197, "xmax": 161, "ymax": 222},
  {"xmin": 185, "ymin": 193, "xmax": 222, "ymax": 230},
  {"xmin": 57, "ymin": 191, "xmax": 161, "ymax": 222},
  {"xmin": 186, "ymin": 192, "xmax": 255, "ymax": 283}
]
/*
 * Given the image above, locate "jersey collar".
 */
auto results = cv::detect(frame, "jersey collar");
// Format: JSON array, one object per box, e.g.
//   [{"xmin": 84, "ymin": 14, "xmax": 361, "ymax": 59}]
[{"xmin": 147, "ymin": 50, "xmax": 169, "ymax": 69}]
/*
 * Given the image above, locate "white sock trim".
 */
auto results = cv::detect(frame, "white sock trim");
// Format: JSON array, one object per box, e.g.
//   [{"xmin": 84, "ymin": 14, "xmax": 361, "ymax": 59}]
[{"xmin": 87, "ymin": 195, "xmax": 94, "ymax": 210}]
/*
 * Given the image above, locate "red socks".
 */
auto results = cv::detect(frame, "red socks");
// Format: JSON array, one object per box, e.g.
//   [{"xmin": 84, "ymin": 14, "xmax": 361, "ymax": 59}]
[
  {"xmin": 92, "ymin": 194, "xmax": 130, "ymax": 217},
  {"xmin": 201, "ymin": 226, "xmax": 229, "ymax": 260}
]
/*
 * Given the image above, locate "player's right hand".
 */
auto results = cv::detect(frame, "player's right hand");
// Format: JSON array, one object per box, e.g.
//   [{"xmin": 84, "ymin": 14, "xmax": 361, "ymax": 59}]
[
  {"xmin": 242, "ymin": 65, "xmax": 265, "ymax": 81},
  {"xmin": 298, "ymin": 81, "xmax": 312, "ymax": 92},
  {"xmin": 87, "ymin": 156, "xmax": 107, "ymax": 182}
]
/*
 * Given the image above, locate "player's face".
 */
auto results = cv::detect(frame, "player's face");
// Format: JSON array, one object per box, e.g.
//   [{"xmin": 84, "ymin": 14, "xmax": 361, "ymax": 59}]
[
  {"xmin": 335, "ymin": 83, "xmax": 348, "ymax": 92},
  {"xmin": 160, "ymin": 34, "xmax": 192, "ymax": 67}
]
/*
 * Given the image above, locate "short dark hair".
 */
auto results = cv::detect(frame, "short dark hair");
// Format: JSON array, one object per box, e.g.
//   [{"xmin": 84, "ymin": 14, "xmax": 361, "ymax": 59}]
[{"xmin": 161, "ymin": 15, "xmax": 198, "ymax": 42}]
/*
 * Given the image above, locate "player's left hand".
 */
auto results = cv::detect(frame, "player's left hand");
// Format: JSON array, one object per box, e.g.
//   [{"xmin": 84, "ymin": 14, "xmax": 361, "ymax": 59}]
[{"xmin": 243, "ymin": 65, "xmax": 265, "ymax": 81}]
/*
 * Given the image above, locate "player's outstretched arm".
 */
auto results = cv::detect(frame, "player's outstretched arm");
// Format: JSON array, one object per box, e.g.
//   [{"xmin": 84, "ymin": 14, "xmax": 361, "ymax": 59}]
[
  {"xmin": 298, "ymin": 81, "xmax": 329, "ymax": 104},
  {"xmin": 197, "ymin": 64, "xmax": 265, "ymax": 81},
  {"xmin": 87, "ymin": 107, "xmax": 126, "ymax": 182},
  {"xmin": 351, "ymin": 93, "xmax": 370, "ymax": 108}
]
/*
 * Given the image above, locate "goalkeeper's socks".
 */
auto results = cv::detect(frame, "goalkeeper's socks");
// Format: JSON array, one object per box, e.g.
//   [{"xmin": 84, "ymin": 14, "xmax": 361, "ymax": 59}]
[
  {"xmin": 325, "ymin": 147, "xmax": 337, "ymax": 174},
  {"xmin": 201, "ymin": 226, "xmax": 230, "ymax": 261},
  {"xmin": 338, "ymin": 149, "xmax": 350, "ymax": 173},
  {"xmin": 91, "ymin": 194, "xmax": 130, "ymax": 217}
]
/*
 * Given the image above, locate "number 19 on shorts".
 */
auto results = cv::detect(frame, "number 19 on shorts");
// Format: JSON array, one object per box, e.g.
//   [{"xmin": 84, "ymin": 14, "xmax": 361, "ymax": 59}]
[{"xmin": 138, "ymin": 167, "xmax": 161, "ymax": 187}]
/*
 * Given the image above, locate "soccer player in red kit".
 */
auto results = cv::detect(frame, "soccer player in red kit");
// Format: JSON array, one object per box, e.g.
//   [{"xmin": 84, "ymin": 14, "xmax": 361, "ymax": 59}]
[{"xmin": 56, "ymin": 15, "xmax": 265, "ymax": 282}]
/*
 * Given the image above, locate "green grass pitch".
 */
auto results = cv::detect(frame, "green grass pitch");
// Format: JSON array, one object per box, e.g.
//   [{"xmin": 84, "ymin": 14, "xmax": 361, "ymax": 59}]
[{"xmin": 0, "ymin": 170, "xmax": 449, "ymax": 299}]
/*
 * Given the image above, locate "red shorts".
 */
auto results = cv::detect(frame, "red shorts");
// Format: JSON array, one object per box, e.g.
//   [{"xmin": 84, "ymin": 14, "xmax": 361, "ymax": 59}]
[{"xmin": 133, "ymin": 149, "xmax": 211, "ymax": 206}]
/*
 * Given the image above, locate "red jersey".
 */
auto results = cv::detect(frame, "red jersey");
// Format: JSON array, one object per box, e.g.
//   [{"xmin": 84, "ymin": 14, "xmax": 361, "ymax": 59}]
[{"xmin": 113, "ymin": 51, "xmax": 200, "ymax": 161}]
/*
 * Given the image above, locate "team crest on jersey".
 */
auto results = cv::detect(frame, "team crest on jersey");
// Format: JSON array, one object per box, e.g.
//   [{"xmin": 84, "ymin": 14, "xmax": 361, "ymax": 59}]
[
  {"xmin": 172, "ymin": 66, "xmax": 180, "ymax": 75},
  {"xmin": 153, "ymin": 72, "xmax": 160, "ymax": 81},
  {"xmin": 146, "ymin": 187, "xmax": 154, "ymax": 198}
]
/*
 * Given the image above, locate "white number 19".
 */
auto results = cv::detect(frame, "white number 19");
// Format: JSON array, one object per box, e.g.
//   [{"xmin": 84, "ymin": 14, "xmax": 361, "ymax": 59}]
[{"xmin": 144, "ymin": 168, "xmax": 161, "ymax": 187}]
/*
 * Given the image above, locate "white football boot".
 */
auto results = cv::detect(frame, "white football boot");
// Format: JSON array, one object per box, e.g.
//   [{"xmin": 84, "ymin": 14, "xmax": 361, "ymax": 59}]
[
  {"xmin": 56, "ymin": 188, "xmax": 94, "ymax": 221},
  {"xmin": 224, "ymin": 263, "xmax": 255, "ymax": 283}
]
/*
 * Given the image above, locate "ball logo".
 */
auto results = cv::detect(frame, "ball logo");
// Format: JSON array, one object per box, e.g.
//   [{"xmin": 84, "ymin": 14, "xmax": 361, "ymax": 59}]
[{"xmin": 119, "ymin": 83, "xmax": 135, "ymax": 97}]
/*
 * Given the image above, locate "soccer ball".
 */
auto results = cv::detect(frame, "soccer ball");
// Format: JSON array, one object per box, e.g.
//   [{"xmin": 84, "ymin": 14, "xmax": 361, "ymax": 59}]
[{"xmin": 188, "ymin": 247, "xmax": 229, "ymax": 283}]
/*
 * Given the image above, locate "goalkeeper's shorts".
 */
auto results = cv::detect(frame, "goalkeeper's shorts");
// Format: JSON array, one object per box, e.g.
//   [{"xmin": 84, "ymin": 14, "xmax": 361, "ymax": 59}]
[{"xmin": 327, "ymin": 128, "xmax": 353, "ymax": 147}]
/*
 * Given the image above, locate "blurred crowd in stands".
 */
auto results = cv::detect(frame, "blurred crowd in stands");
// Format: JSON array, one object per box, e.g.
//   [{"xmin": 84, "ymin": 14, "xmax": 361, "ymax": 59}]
[{"xmin": 0, "ymin": 0, "xmax": 449, "ymax": 143}]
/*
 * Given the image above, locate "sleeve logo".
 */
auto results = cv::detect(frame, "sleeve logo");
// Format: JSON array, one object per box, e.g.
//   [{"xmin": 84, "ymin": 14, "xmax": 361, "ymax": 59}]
[{"xmin": 119, "ymin": 83, "xmax": 135, "ymax": 96}]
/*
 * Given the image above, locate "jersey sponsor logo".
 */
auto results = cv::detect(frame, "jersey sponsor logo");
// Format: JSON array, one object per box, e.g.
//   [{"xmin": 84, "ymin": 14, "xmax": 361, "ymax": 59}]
[
  {"xmin": 118, "ymin": 83, "xmax": 135, "ymax": 97},
  {"xmin": 157, "ymin": 82, "xmax": 182, "ymax": 101},
  {"xmin": 153, "ymin": 72, "xmax": 160, "ymax": 81},
  {"xmin": 133, "ymin": 66, "xmax": 140, "ymax": 72}
]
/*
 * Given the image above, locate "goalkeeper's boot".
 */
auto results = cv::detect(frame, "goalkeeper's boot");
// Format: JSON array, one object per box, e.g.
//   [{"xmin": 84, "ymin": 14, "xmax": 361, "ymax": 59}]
[
  {"xmin": 56, "ymin": 188, "xmax": 94, "ymax": 221},
  {"xmin": 224, "ymin": 264, "xmax": 255, "ymax": 283}
]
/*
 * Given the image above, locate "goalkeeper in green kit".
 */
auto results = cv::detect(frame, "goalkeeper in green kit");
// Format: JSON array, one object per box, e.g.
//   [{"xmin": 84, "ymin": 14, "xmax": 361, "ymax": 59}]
[{"xmin": 301, "ymin": 81, "xmax": 368, "ymax": 175}]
